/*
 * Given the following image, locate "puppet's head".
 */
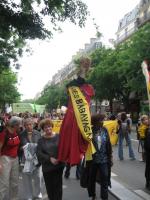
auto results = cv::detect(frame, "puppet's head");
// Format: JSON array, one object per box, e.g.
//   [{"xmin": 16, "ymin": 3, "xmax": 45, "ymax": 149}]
[{"xmin": 77, "ymin": 56, "xmax": 91, "ymax": 78}]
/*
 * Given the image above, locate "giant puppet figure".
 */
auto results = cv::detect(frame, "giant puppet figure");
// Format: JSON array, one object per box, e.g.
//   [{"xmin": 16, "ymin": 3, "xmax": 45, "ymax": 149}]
[{"xmin": 58, "ymin": 57, "xmax": 95, "ymax": 165}]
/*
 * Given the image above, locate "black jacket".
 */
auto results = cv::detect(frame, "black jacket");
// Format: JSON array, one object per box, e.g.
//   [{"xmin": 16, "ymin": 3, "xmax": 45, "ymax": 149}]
[
  {"xmin": 20, "ymin": 129, "xmax": 41, "ymax": 146},
  {"xmin": 19, "ymin": 129, "xmax": 41, "ymax": 162},
  {"xmin": 92, "ymin": 127, "xmax": 112, "ymax": 187},
  {"xmin": 37, "ymin": 135, "xmax": 64, "ymax": 172}
]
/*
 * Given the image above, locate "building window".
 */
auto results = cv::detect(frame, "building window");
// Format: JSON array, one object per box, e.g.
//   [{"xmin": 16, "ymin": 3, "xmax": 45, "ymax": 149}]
[
  {"xmin": 144, "ymin": 10, "xmax": 147, "ymax": 20},
  {"xmin": 141, "ymin": 0, "xmax": 146, "ymax": 6},
  {"xmin": 125, "ymin": 28, "xmax": 128, "ymax": 36},
  {"xmin": 95, "ymin": 42, "xmax": 102, "ymax": 49},
  {"xmin": 119, "ymin": 22, "xmax": 122, "ymax": 29}
]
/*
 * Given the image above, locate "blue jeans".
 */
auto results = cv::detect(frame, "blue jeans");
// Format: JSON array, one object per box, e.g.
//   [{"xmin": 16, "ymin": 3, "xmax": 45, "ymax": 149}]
[{"xmin": 118, "ymin": 132, "xmax": 135, "ymax": 160}]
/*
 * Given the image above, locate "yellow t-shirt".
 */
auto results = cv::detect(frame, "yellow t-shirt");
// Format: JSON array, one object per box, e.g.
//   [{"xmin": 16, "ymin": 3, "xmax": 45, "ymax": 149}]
[{"xmin": 138, "ymin": 124, "xmax": 148, "ymax": 139}]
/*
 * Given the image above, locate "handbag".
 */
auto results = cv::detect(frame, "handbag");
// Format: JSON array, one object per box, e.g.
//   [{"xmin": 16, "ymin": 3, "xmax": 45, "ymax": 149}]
[{"xmin": 80, "ymin": 158, "xmax": 89, "ymax": 188}]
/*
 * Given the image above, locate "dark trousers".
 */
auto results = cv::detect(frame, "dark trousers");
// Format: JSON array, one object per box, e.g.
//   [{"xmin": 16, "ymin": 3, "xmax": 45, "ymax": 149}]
[
  {"xmin": 145, "ymin": 153, "xmax": 150, "ymax": 185},
  {"xmin": 65, "ymin": 162, "xmax": 81, "ymax": 179},
  {"xmin": 87, "ymin": 162, "xmax": 108, "ymax": 200},
  {"xmin": 43, "ymin": 168, "xmax": 63, "ymax": 200}
]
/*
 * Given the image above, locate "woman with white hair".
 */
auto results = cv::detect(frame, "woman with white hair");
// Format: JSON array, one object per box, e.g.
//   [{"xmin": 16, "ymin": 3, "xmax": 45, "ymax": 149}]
[
  {"xmin": 20, "ymin": 118, "xmax": 42, "ymax": 200},
  {"xmin": 0, "ymin": 116, "xmax": 22, "ymax": 200}
]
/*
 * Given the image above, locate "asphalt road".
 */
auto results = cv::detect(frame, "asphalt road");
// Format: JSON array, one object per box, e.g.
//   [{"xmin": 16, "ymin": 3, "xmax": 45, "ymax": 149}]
[
  {"xmin": 110, "ymin": 126, "xmax": 150, "ymax": 199},
  {"xmin": 5, "ymin": 125, "xmax": 149, "ymax": 200},
  {"xmin": 18, "ymin": 166, "xmax": 117, "ymax": 200},
  {"xmin": 13, "ymin": 126, "xmax": 149, "ymax": 200}
]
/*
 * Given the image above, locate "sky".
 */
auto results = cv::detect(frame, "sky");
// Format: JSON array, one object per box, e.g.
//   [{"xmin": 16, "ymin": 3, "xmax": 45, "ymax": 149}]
[{"xmin": 17, "ymin": 0, "xmax": 140, "ymax": 100}]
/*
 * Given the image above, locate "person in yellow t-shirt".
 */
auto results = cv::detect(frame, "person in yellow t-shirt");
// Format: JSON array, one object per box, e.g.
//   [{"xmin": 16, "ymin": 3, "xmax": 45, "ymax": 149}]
[{"xmin": 138, "ymin": 115, "xmax": 149, "ymax": 161}]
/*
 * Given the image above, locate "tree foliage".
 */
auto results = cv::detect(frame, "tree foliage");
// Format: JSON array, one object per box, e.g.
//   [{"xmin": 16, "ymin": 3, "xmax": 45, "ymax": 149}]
[
  {"xmin": 0, "ymin": 32, "xmax": 26, "ymax": 73},
  {"xmin": 0, "ymin": 0, "xmax": 88, "ymax": 40},
  {"xmin": 36, "ymin": 23, "xmax": 150, "ymax": 111},
  {"xmin": 88, "ymin": 23, "xmax": 150, "ymax": 111},
  {"xmin": 0, "ymin": 69, "xmax": 20, "ymax": 109},
  {"xmin": 36, "ymin": 83, "xmax": 67, "ymax": 111},
  {"xmin": 0, "ymin": 0, "xmax": 88, "ymax": 71}
]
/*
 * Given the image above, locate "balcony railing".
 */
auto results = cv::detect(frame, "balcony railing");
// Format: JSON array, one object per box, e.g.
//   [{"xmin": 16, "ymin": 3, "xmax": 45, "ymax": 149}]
[
  {"xmin": 116, "ymin": 26, "xmax": 137, "ymax": 45},
  {"xmin": 137, "ymin": 12, "xmax": 150, "ymax": 26}
]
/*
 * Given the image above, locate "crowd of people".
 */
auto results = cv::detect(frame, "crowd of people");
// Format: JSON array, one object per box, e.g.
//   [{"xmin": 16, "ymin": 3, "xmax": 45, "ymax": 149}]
[
  {"xmin": 0, "ymin": 112, "xmax": 65, "ymax": 200},
  {"xmin": 0, "ymin": 111, "xmax": 149, "ymax": 200},
  {"xmin": 0, "ymin": 56, "xmax": 150, "ymax": 200}
]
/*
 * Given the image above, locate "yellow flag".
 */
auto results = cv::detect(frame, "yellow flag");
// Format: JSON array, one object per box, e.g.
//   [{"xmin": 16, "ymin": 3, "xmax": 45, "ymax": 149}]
[{"xmin": 104, "ymin": 120, "xmax": 118, "ymax": 145}]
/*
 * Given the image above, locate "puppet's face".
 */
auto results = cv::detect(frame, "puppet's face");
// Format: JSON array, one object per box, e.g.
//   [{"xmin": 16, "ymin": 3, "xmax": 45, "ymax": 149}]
[
  {"xmin": 78, "ymin": 58, "xmax": 91, "ymax": 78},
  {"xmin": 80, "ymin": 58, "xmax": 91, "ymax": 71}
]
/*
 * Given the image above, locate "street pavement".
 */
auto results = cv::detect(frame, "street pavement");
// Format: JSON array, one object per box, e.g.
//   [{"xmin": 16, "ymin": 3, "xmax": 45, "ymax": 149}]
[
  {"xmin": 19, "ymin": 166, "xmax": 117, "ymax": 200},
  {"xmin": 110, "ymin": 126, "xmax": 150, "ymax": 200},
  {"xmin": 18, "ymin": 126, "xmax": 150, "ymax": 200},
  {"xmin": 62, "ymin": 168, "xmax": 117, "ymax": 200}
]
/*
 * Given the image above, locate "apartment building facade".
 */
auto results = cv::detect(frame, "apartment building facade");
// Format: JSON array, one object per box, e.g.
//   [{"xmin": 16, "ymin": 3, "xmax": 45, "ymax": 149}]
[
  {"xmin": 138, "ymin": 0, "xmax": 150, "ymax": 27},
  {"xmin": 116, "ymin": 5, "xmax": 139, "ymax": 45},
  {"xmin": 116, "ymin": 0, "xmax": 150, "ymax": 45},
  {"xmin": 51, "ymin": 37, "xmax": 102, "ymax": 85}
]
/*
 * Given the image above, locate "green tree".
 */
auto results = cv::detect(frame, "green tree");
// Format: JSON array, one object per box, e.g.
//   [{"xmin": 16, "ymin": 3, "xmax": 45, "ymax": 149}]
[
  {"xmin": 0, "ymin": 0, "xmax": 88, "ymax": 71},
  {"xmin": 117, "ymin": 23, "xmax": 150, "ymax": 96},
  {"xmin": 0, "ymin": 69, "xmax": 20, "ymax": 110},
  {"xmin": 1, "ymin": 0, "xmax": 88, "ymax": 40},
  {"xmin": 0, "ymin": 33, "xmax": 26, "ymax": 73},
  {"xmin": 36, "ymin": 83, "xmax": 67, "ymax": 111},
  {"xmin": 21, "ymin": 99, "xmax": 35, "ymax": 103},
  {"xmin": 113, "ymin": 23, "xmax": 150, "ymax": 107},
  {"xmin": 89, "ymin": 47, "xmax": 121, "ymax": 112},
  {"xmin": 38, "ymin": 23, "xmax": 150, "ymax": 113},
  {"xmin": 89, "ymin": 23, "xmax": 150, "ymax": 112}
]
